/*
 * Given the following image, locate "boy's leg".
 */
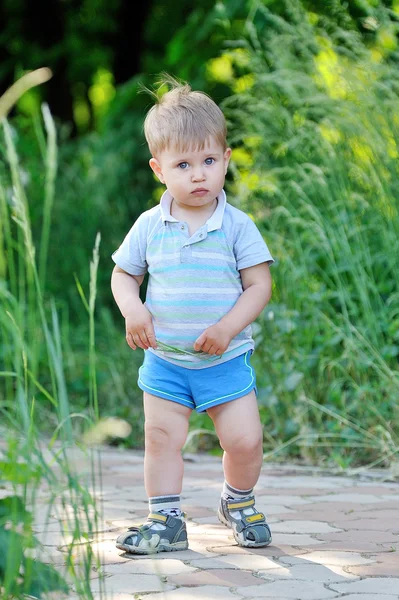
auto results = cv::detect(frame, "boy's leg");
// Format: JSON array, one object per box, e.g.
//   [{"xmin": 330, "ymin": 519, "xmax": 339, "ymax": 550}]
[
  {"xmin": 116, "ymin": 392, "xmax": 191, "ymax": 554},
  {"xmin": 143, "ymin": 391, "xmax": 192, "ymax": 497},
  {"xmin": 207, "ymin": 390, "xmax": 271, "ymax": 547},
  {"xmin": 207, "ymin": 390, "xmax": 263, "ymax": 490}
]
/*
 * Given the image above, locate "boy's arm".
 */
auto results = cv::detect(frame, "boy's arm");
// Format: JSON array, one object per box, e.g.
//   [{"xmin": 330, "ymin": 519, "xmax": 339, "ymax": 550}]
[
  {"xmin": 193, "ymin": 262, "xmax": 272, "ymax": 355},
  {"xmin": 111, "ymin": 265, "xmax": 157, "ymax": 350}
]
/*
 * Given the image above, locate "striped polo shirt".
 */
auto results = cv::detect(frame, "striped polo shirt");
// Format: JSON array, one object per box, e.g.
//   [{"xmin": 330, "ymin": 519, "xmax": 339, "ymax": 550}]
[{"xmin": 112, "ymin": 189, "xmax": 274, "ymax": 369}]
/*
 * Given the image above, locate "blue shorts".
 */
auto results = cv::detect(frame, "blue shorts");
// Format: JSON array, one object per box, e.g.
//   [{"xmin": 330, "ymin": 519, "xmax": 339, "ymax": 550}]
[{"xmin": 138, "ymin": 350, "xmax": 256, "ymax": 413}]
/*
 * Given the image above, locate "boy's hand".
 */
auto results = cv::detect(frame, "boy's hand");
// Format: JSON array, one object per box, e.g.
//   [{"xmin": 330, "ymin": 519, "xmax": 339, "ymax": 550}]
[
  {"xmin": 193, "ymin": 323, "xmax": 232, "ymax": 356},
  {"xmin": 125, "ymin": 305, "xmax": 157, "ymax": 351}
]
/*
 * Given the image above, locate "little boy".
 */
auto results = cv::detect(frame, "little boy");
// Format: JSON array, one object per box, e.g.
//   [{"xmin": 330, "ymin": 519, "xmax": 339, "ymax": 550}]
[{"xmin": 111, "ymin": 77, "xmax": 274, "ymax": 554}]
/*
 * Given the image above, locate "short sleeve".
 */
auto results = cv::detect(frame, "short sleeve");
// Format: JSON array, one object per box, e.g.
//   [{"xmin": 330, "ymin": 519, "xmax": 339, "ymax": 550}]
[
  {"xmin": 234, "ymin": 216, "xmax": 274, "ymax": 271},
  {"xmin": 112, "ymin": 215, "xmax": 148, "ymax": 276}
]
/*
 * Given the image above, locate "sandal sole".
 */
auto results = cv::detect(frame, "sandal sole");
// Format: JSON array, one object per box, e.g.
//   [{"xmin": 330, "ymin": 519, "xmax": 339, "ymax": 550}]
[
  {"xmin": 116, "ymin": 540, "xmax": 189, "ymax": 555},
  {"xmin": 217, "ymin": 510, "xmax": 272, "ymax": 548}
]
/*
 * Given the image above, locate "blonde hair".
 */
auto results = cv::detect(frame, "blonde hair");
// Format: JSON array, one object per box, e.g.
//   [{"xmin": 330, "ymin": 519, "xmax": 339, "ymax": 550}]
[{"xmin": 143, "ymin": 75, "xmax": 227, "ymax": 156}]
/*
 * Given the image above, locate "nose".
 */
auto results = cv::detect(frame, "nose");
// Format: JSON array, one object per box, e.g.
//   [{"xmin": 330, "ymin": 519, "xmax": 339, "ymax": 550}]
[{"xmin": 191, "ymin": 167, "xmax": 205, "ymax": 182}]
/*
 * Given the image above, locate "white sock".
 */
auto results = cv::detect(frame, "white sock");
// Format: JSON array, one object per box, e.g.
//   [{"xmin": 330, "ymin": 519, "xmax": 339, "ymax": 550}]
[
  {"xmin": 148, "ymin": 494, "xmax": 182, "ymax": 530},
  {"xmin": 222, "ymin": 481, "xmax": 253, "ymax": 499}
]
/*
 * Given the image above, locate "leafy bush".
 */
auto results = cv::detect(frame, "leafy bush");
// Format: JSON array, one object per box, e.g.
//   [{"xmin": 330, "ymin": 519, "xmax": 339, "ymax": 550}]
[{"xmin": 218, "ymin": 0, "xmax": 399, "ymax": 467}]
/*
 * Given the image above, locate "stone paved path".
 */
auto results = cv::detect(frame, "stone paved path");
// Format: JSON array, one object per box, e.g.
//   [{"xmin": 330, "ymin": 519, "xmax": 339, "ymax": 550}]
[{"xmin": 38, "ymin": 447, "xmax": 399, "ymax": 599}]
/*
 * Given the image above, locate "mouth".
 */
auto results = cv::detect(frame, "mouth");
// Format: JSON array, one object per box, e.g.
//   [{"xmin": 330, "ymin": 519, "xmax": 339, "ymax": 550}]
[{"xmin": 191, "ymin": 188, "xmax": 209, "ymax": 196}]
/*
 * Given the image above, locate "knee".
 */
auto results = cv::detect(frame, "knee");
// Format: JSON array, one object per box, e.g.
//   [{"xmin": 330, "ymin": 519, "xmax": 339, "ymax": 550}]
[
  {"xmin": 221, "ymin": 429, "xmax": 263, "ymax": 458},
  {"xmin": 145, "ymin": 422, "xmax": 185, "ymax": 454}
]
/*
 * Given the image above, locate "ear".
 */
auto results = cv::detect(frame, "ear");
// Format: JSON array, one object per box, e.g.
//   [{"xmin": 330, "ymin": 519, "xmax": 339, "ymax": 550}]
[
  {"xmin": 223, "ymin": 148, "xmax": 232, "ymax": 173},
  {"xmin": 149, "ymin": 158, "xmax": 165, "ymax": 184}
]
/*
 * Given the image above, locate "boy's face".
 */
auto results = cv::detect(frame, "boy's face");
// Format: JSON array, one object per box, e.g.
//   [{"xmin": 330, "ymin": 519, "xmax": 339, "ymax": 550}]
[{"xmin": 149, "ymin": 137, "xmax": 231, "ymax": 210}]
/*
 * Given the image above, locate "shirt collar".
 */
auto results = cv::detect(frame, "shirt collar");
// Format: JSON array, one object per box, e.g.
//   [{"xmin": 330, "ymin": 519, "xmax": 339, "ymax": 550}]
[{"xmin": 160, "ymin": 189, "xmax": 227, "ymax": 232}]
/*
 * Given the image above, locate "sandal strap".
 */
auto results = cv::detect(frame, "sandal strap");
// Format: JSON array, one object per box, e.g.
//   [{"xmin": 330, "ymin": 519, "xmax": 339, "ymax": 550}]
[
  {"xmin": 127, "ymin": 513, "xmax": 167, "ymax": 536},
  {"xmin": 148, "ymin": 512, "xmax": 168, "ymax": 524},
  {"xmin": 236, "ymin": 512, "xmax": 266, "ymax": 533},
  {"xmin": 227, "ymin": 497, "xmax": 255, "ymax": 511},
  {"xmin": 128, "ymin": 511, "xmax": 181, "ymax": 533}
]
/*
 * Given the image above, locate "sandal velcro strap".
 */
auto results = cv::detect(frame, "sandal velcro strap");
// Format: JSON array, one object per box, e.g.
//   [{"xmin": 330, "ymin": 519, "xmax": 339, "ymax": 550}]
[
  {"xmin": 245, "ymin": 512, "xmax": 265, "ymax": 524},
  {"xmin": 234, "ymin": 512, "xmax": 265, "ymax": 533},
  {"xmin": 236, "ymin": 513, "xmax": 266, "ymax": 533},
  {"xmin": 147, "ymin": 512, "xmax": 168, "ymax": 524},
  {"xmin": 127, "ymin": 524, "xmax": 153, "ymax": 540},
  {"xmin": 227, "ymin": 497, "xmax": 255, "ymax": 511}
]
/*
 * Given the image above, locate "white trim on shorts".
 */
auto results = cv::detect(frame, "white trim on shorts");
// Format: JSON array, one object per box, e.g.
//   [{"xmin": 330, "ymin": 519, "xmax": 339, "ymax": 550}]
[{"xmin": 195, "ymin": 351, "xmax": 255, "ymax": 411}]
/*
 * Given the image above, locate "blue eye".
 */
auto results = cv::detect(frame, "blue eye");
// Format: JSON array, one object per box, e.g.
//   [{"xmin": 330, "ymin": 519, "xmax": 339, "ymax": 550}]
[
  {"xmin": 178, "ymin": 162, "xmax": 189, "ymax": 169},
  {"xmin": 204, "ymin": 158, "xmax": 215, "ymax": 165}
]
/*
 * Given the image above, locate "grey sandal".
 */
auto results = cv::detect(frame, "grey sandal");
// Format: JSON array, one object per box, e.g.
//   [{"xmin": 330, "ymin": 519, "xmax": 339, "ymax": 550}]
[
  {"xmin": 218, "ymin": 495, "xmax": 272, "ymax": 547},
  {"xmin": 115, "ymin": 511, "xmax": 188, "ymax": 554}
]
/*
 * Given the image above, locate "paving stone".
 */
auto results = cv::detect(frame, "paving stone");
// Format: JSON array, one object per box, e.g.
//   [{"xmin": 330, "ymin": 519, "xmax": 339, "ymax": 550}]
[
  {"xmin": 330, "ymin": 577, "xmax": 399, "ymax": 595},
  {"xmin": 261, "ymin": 504, "xmax": 296, "ymax": 515},
  {"xmin": 89, "ymin": 573, "xmax": 172, "ymax": 594},
  {"xmin": 273, "ymin": 533, "xmax": 325, "ymax": 545},
  {"xmin": 277, "ymin": 509, "xmax": 364, "ymax": 523},
  {"xmin": 278, "ymin": 550, "xmax": 375, "ymax": 566},
  {"xmin": 342, "ymin": 485, "xmax": 399, "ymax": 494},
  {"xmin": 351, "ymin": 510, "xmax": 399, "ymax": 520},
  {"xmin": 120, "ymin": 548, "xmax": 220, "ymax": 561},
  {"xmin": 254, "ymin": 495, "xmax": 313, "ymax": 505},
  {"xmin": 107, "ymin": 518, "xmax": 142, "ymax": 528},
  {"xmin": 27, "ymin": 448, "xmax": 399, "ymax": 600},
  {"xmin": 310, "ymin": 541, "xmax": 394, "ymax": 553},
  {"xmin": 308, "ymin": 493, "xmax": 388, "ymax": 503},
  {"xmin": 257, "ymin": 480, "xmax": 338, "ymax": 491},
  {"xmin": 188, "ymin": 531, "xmax": 232, "ymax": 548},
  {"xmin": 256, "ymin": 487, "xmax": 330, "ymax": 497},
  {"xmin": 190, "ymin": 516, "xmax": 220, "ymax": 525},
  {"xmin": 34, "ymin": 530, "xmax": 65, "ymax": 546},
  {"xmin": 380, "ymin": 542, "xmax": 398, "ymax": 552},
  {"xmin": 257, "ymin": 563, "xmax": 357, "ymax": 583},
  {"xmin": 204, "ymin": 544, "xmax": 310, "ymax": 557},
  {"xmin": 368, "ymin": 501, "xmax": 399, "ymax": 510},
  {"xmin": 93, "ymin": 539, "xmax": 153, "ymax": 564},
  {"xmin": 138, "ymin": 585, "xmax": 239, "ymax": 600},
  {"xmin": 103, "ymin": 558, "xmax": 196, "ymax": 576},
  {"xmin": 330, "ymin": 596, "xmax": 398, "ymax": 600},
  {"xmin": 271, "ymin": 520, "xmax": 341, "ymax": 534},
  {"xmin": 299, "ymin": 501, "xmax": 371, "ymax": 513},
  {"xmin": 79, "ymin": 593, "xmax": 133, "ymax": 599},
  {"xmin": 185, "ymin": 505, "xmax": 216, "ymax": 518},
  {"xmin": 319, "ymin": 530, "xmax": 399, "ymax": 544},
  {"xmin": 168, "ymin": 568, "xmax": 264, "ymax": 587},
  {"xmin": 256, "ymin": 476, "xmax": 353, "ymax": 489},
  {"xmin": 235, "ymin": 580, "xmax": 340, "ymax": 598},
  {"xmin": 103, "ymin": 507, "xmax": 140, "ymax": 520},
  {"xmin": 380, "ymin": 494, "xmax": 399, "ymax": 501},
  {"xmin": 184, "ymin": 470, "xmax": 225, "ymax": 478},
  {"xmin": 343, "ymin": 519, "xmax": 399, "ymax": 532},
  {"xmin": 346, "ymin": 554, "xmax": 399, "ymax": 576},
  {"xmin": 188, "ymin": 554, "xmax": 280, "ymax": 571}
]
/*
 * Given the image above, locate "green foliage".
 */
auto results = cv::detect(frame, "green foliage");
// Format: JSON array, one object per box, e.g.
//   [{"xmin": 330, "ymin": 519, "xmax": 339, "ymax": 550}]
[
  {"xmin": 217, "ymin": 0, "xmax": 399, "ymax": 466},
  {"xmin": 0, "ymin": 496, "xmax": 68, "ymax": 599},
  {"xmin": 2, "ymin": 0, "xmax": 399, "ymax": 473},
  {"xmin": 0, "ymin": 108, "xmax": 110, "ymax": 598}
]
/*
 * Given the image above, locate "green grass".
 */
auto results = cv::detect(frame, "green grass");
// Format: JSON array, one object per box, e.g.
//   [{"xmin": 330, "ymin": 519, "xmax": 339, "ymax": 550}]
[
  {"xmin": 219, "ymin": 1, "xmax": 399, "ymax": 470},
  {"xmin": 1, "ymin": 9, "xmax": 399, "ymax": 556},
  {"xmin": 0, "ymin": 105, "xmax": 110, "ymax": 598}
]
